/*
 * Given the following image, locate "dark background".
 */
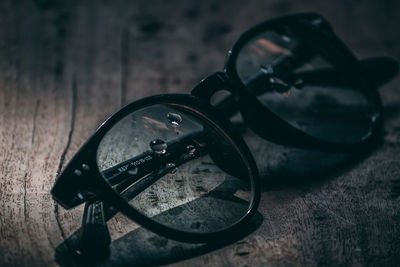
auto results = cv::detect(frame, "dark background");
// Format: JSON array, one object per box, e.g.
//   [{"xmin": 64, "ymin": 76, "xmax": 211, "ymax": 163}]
[{"xmin": 0, "ymin": 0, "xmax": 399, "ymax": 266}]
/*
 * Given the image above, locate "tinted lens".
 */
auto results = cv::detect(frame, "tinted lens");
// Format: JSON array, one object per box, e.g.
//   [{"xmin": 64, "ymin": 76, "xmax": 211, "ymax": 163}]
[
  {"xmin": 235, "ymin": 25, "xmax": 377, "ymax": 144},
  {"xmin": 96, "ymin": 103, "xmax": 254, "ymax": 234}
]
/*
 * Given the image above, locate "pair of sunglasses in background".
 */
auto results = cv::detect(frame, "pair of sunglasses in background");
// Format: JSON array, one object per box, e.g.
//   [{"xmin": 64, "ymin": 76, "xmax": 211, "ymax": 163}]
[{"xmin": 51, "ymin": 13, "xmax": 398, "ymax": 257}]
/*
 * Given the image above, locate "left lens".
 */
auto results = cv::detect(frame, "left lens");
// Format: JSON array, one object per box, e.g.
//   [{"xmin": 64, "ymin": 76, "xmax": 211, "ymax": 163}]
[{"xmin": 96, "ymin": 102, "xmax": 255, "ymax": 234}]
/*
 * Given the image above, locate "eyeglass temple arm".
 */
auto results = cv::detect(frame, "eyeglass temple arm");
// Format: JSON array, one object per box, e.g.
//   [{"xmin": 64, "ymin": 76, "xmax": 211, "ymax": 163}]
[
  {"xmin": 101, "ymin": 131, "xmax": 206, "ymax": 185},
  {"xmin": 79, "ymin": 200, "xmax": 111, "ymax": 257},
  {"xmin": 92, "ymin": 123, "xmax": 241, "ymax": 208},
  {"xmin": 214, "ymin": 57, "xmax": 399, "ymax": 119},
  {"xmin": 277, "ymin": 57, "xmax": 399, "ymax": 90}
]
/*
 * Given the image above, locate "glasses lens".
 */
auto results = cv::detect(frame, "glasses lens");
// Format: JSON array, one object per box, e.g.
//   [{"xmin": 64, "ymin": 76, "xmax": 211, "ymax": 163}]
[
  {"xmin": 235, "ymin": 25, "xmax": 377, "ymax": 144},
  {"xmin": 96, "ymin": 103, "xmax": 254, "ymax": 234}
]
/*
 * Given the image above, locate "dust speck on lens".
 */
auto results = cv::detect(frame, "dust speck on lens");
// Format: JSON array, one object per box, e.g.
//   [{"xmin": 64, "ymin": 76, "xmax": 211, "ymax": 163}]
[
  {"xmin": 167, "ymin": 112, "xmax": 182, "ymax": 127},
  {"xmin": 149, "ymin": 139, "xmax": 167, "ymax": 154}
]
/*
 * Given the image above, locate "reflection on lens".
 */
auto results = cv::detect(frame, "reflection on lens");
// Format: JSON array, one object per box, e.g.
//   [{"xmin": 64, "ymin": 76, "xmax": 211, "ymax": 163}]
[
  {"xmin": 236, "ymin": 27, "xmax": 376, "ymax": 144},
  {"xmin": 97, "ymin": 104, "xmax": 253, "ymax": 234}
]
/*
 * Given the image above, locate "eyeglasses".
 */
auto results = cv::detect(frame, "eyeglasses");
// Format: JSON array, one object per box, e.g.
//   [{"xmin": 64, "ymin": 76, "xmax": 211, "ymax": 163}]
[{"xmin": 51, "ymin": 13, "xmax": 395, "ymax": 257}]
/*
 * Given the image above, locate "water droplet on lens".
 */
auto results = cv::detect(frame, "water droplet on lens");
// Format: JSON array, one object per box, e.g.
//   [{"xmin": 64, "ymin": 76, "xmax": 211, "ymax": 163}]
[
  {"xmin": 167, "ymin": 112, "xmax": 182, "ymax": 127},
  {"xmin": 166, "ymin": 163, "xmax": 177, "ymax": 174},
  {"xmin": 128, "ymin": 167, "xmax": 138, "ymax": 176},
  {"xmin": 150, "ymin": 139, "xmax": 167, "ymax": 154}
]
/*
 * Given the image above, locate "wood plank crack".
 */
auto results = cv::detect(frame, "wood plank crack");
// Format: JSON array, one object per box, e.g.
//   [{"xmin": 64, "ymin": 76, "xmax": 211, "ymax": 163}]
[
  {"xmin": 23, "ymin": 172, "xmax": 28, "ymax": 221},
  {"xmin": 53, "ymin": 76, "xmax": 77, "ymax": 246},
  {"xmin": 120, "ymin": 21, "xmax": 130, "ymax": 107}
]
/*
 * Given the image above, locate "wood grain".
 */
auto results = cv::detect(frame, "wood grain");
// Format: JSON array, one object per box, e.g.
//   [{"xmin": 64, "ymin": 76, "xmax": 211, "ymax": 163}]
[{"xmin": 0, "ymin": 0, "xmax": 399, "ymax": 266}]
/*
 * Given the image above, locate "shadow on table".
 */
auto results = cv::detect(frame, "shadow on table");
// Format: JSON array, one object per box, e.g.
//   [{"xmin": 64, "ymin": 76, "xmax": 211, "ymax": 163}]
[
  {"xmin": 258, "ymin": 143, "xmax": 380, "ymax": 192},
  {"xmin": 54, "ymin": 207, "xmax": 262, "ymax": 267},
  {"xmin": 232, "ymin": 115, "xmax": 385, "ymax": 193}
]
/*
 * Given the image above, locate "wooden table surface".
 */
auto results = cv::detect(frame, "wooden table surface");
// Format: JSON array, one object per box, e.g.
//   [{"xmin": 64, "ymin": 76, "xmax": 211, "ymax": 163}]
[{"xmin": 1, "ymin": 0, "xmax": 399, "ymax": 266}]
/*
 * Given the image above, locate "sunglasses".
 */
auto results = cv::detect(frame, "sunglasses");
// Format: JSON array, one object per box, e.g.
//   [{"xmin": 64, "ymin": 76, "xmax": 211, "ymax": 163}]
[{"xmin": 51, "ymin": 13, "xmax": 394, "ymax": 257}]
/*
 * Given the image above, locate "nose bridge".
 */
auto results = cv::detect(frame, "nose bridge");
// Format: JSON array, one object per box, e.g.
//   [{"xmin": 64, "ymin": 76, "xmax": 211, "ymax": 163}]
[{"xmin": 191, "ymin": 72, "xmax": 234, "ymax": 102}]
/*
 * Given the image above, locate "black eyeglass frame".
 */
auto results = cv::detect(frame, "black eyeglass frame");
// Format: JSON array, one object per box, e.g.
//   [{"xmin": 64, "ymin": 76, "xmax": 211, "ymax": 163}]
[{"xmin": 52, "ymin": 13, "xmax": 385, "ymax": 244}]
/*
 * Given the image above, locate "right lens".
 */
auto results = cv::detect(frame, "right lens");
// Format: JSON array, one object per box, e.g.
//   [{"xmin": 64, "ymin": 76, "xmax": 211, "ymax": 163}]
[
  {"xmin": 96, "ymin": 103, "xmax": 255, "ymax": 234},
  {"xmin": 235, "ymin": 24, "xmax": 377, "ymax": 145}
]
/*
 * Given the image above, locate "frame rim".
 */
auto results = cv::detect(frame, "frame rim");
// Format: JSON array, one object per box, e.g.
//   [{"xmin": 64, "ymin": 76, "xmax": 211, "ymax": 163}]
[{"xmin": 52, "ymin": 93, "xmax": 261, "ymax": 243}]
